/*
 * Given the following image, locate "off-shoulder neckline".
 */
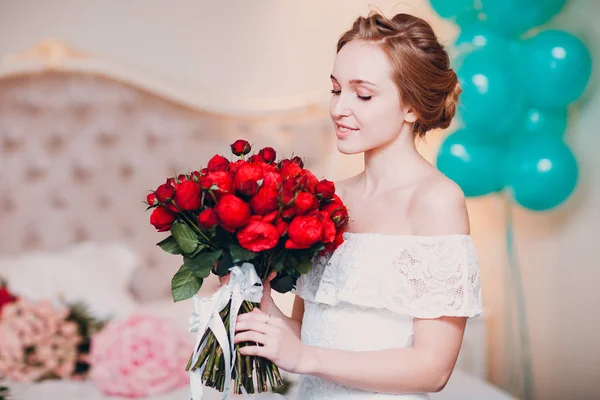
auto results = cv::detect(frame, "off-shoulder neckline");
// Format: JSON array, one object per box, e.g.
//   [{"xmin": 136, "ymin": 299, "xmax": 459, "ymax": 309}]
[{"xmin": 342, "ymin": 231, "xmax": 471, "ymax": 240}]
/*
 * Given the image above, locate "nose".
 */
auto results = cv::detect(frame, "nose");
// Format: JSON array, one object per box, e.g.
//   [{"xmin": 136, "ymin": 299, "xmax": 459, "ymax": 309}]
[{"xmin": 329, "ymin": 94, "xmax": 351, "ymax": 119}]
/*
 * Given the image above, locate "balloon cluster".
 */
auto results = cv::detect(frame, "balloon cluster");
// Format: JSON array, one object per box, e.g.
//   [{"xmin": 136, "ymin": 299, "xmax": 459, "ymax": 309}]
[{"xmin": 432, "ymin": 0, "xmax": 592, "ymax": 211}]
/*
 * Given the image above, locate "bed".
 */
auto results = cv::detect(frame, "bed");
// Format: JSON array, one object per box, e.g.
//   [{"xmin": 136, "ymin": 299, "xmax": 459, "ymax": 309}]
[{"xmin": 0, "ymin": 39, "xmax": 513, "ymax": 400}]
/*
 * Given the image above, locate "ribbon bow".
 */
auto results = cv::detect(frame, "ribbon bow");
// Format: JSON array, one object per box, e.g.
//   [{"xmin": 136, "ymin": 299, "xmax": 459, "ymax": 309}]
[{"xmin": 188, "ymin": 263, "xmax": 263, "ymax": 400}]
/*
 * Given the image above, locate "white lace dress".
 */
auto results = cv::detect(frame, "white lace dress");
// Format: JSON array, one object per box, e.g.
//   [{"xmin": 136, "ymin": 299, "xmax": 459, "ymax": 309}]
[{"xmin": 293, "ymin": 232, "xmax": 483, "ymax": 400}]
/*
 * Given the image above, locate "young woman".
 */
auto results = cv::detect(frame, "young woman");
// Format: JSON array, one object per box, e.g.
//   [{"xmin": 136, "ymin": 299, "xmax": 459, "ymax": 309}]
[{"xmin": 232, "ymin": 12, "xmax": 482, "ymax": 399}]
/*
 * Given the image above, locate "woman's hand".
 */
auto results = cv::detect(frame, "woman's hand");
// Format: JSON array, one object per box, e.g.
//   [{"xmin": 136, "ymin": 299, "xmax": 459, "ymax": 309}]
[
  {"xmin": 234, "ymin": 307, "xmax": 310, "ymax": 374},
  {"xmin": 219, "ymin": 271, "xmax": 279, "ymax": 316}
]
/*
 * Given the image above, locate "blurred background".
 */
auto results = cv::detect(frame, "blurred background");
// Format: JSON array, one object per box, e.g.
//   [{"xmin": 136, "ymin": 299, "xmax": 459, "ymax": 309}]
[{"xmin": 0, "ymin": 0, "xmax": 598, "ymax": 399}]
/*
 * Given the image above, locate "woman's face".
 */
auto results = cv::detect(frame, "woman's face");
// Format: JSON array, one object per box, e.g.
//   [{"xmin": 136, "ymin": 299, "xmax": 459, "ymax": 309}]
[{"xmin": 329, "ymin": 40, "xmax": 416, "ymax": 154}]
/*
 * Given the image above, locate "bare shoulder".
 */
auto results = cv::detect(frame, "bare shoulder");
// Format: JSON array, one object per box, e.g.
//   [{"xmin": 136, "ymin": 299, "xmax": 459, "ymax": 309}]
[{"xmin": 410, "ymin": 172, "xmax": 470, "ymax": 236}]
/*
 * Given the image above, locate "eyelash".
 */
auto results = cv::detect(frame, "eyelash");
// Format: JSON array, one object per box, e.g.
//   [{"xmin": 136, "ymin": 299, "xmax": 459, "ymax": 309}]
[{"xmin": 330, "ymin": 89, "xmax": 372, "ymax": 101}]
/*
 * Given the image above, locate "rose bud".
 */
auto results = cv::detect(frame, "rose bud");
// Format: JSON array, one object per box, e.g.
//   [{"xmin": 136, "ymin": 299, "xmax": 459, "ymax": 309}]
[
  {"xmin": 150, "ymin": 206, "xmax": 176, "ymax": 232},
  {"xmin": 230, "ymin": 139, "xmax": 252, "ymax": 156},
  {"xmin": 178, "ymin": 174, "xmax": 189, "ymax": 183},
  {"xmin": 295, "ymin": 191, "xmax": 315, "ymax": 215},
  {"xmin": 299, "ymin": 170, "xmax": 319, "ymax": 193},
  {"xmin": 215, "ymin": 194, "xmax": 251, "ymax": 229},
  {"xmin": 208, "ymin": 171, "xmax": 234, "ymax": 198},
  {"xmin": 280, "ymin": 159, "xmax": 303, "ymax": 179},
  {"xmin": 228, "ymin": 160, "xmax": 245, "ymax": 175},
  {"xmin": 291, "ymin": 156, "xmax": 304, "ymax": 168},
  {"xmin": 316, "ymin": 179, "xmax": 335, "ymax": 200},
  {"xmin": 322, "ymin": 213, "xmax": 336, "ymax": 243},
  {"xmin": 155, "ymin": 182, "xmax": 176, "ymax": 203},
  {"xmin": 167, "ymin": 177, "xmax": 179, "ymax": 189},
  {"xmin": 237, "ymin": 220, "xmax": 280, "ymax": 252},
  {"xmin": 248, "ymin": 154, "xmax": 264, "ymax": 164},
  {"xmin": 258, "ymin": 147, "xmax": 277, "ymax": 164},
  {"xmin": 331, "ymin": 207, "xmax": 349, "ymax": 227},
  {"xmin": 191, "ymin": 171, "xmax": 202, "ymax": 182},
  {"xmin": 146, "ymin": 192, "xmax": 158, "ymax": 206},
  {"xmin": 279, "ymin": 189, "xmax": 295, "ymax": 206},
  {"xmin": 207, "ymin": 154, "xmax": 230, "ymax": 172},
  {"xmin": 280, "ymin": 206, "xmax": 296, "ymax": 220},
  {"xmin": 238, "ymin": 180, "xmax": 259, "ymax": 196},
  {"xmin": 197, "ymin": 208, "xmax": 218, "ymax": 230},
  {"xmin": 174, "ymin": 180, "xmax": 202, "ymax": 211},
  {"xmin": 276, "ymin": 220, "xmax": 288, "ymax": 236}
]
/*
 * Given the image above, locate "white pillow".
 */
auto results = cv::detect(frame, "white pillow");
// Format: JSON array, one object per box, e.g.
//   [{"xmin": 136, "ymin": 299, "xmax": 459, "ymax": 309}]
[{"xmin": 0, "ymin": 242, "xmax": 138, "ymax": 320}]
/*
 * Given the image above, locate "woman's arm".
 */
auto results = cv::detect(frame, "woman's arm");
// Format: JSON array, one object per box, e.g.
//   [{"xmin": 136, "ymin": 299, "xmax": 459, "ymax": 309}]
[{"xmin": 301, "ymin": 316, "xmax": 466, "ymax": 394}]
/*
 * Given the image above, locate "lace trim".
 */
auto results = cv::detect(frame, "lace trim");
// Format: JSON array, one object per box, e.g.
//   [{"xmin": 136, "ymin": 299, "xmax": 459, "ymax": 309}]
[{"xmin": 295, "ymin": 233, "xmax": 482, "ymax": 319}]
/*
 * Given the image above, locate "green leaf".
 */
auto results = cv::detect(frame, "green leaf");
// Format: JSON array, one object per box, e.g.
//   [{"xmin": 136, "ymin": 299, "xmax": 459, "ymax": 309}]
[
  {"xmin": 229, "ymin": 243, "xmax": 257, "ymax": 264},
  {"xmin": 190, "ymin": 243, "xmax": 209, "ymax": 257},
  {"xmin": 185, "ymin": 250, "xmax": 223, "ymax": 279},
  {"xmin": 273, "ymin": 254, "xmax": 286, "ymax": 273},
  {"xmin": 171, "ymin": 264, "xmax": 202, "ymax": 302},
  {"xmin": 217, "ymin": 249, "xmax": 234, "ymax": 277},
  {"xmin": 170, "ymin": 222, "xmax": 199, "ymax": 254},
  {"xmin": 295, "ymin": 255, "xmax": 313, "ymax": 274},
  {"xmin": 156, "ymin": 236, "xmax": 183, "ymax": 255}
]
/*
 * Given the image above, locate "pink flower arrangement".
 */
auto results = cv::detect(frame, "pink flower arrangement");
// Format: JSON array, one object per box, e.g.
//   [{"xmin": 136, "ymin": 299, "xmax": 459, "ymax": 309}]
[
  {"xmin": 89, "ymin": 314, "xmax": 191, "ymax": 397},
  {"xmin": 0, "ymin": 299, "xmax": 82, "ymax": 381}
]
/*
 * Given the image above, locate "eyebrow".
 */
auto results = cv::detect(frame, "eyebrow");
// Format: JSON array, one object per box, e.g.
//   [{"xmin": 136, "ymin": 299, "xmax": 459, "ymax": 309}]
[{"xmin": 330, "ymin": 74, "xmax": 377, "ymax": 87}]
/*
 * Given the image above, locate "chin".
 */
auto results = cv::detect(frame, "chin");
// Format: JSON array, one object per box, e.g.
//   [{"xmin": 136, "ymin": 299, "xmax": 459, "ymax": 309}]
[{"xmin": 336, "ymin": 137, "xmax": 368, "ymax": 155}]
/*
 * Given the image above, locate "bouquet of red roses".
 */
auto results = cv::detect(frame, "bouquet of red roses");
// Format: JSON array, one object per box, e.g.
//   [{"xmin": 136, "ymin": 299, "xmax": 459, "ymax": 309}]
[{"xmin": 145, "ymin": 139, "xmax": 348, "ymax": 398}]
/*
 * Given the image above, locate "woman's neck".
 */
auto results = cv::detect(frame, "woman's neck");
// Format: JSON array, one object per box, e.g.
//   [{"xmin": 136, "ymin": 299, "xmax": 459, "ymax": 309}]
[{"xmin": 361, "ymin": 127, "xmax": 428, "ymax": 195}]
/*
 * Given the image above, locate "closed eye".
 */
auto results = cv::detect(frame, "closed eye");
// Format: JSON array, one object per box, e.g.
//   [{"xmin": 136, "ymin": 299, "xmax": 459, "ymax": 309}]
[{"xmin": 330, "ymin": 89, "xmax": 372, "ymax": 101}]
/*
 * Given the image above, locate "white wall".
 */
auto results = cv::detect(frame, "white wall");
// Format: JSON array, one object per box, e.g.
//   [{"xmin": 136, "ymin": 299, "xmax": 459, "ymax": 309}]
[{"xmin": 1, "ymin": 0, "xmax": 598, "ymax": 399}]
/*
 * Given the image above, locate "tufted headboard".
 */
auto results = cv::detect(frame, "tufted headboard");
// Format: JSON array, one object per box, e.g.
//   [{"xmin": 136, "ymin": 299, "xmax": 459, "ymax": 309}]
[{"xmin": 0, "ymin": 40, "xmax": 337, "ymax": 301}]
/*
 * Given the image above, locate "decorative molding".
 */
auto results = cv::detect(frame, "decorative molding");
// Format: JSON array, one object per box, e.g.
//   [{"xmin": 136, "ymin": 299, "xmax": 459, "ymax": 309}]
[{"xmin": 0, "ymin": 38, "xmax": 329, "ymax": 116}]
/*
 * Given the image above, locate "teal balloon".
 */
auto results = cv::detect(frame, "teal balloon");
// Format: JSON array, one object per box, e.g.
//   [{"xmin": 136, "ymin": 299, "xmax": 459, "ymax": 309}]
[
  {"xmin": 509, "ymin": 108, "xmax": 568, "ymax": 147},
  {"xmin": 480, "ymin": 0, "xmax": 567, "ymax": 36},
  {"xmin": 504, "ymin": 137, "xmax": 578, "ymax": 211},
  {"xmin": 521, "ymin": 30, "xmax": 592, "ymax": 108},
  {"xmin": 455, "ymin": 19, "xmax": 520, "ymax": 56},
  {"xmin": 430, "ymin": 0, "xmax": 474, "ymax": 19},
  {"xmin": 436, "ymin": 130, "xmax": 505, "ymax": 197},
  {"xmin": 456, "ymin": 49, "xmax": 523, "ymax": 137}
]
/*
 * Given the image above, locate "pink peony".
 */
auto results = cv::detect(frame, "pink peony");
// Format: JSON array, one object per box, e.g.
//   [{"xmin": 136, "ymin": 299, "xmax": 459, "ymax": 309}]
[
  {"xmin": 89, "ymin": 314, "xmax": 191, "ymax": 397},
  {"xmin": 0, "ymin": 300, "xmax": 81, "ymax": 382}
]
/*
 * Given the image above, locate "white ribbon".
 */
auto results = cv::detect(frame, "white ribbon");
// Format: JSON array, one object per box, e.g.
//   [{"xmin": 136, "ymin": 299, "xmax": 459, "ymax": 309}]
[{"xmin": 188, "ymin": 263, "xmax": 263, "ymax": 400}]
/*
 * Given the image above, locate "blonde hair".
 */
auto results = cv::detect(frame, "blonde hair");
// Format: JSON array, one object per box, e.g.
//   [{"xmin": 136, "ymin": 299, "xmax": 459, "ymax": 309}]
[{"xmin": 337, "ymin": 12, "xmax": 461, "ymax": 137}]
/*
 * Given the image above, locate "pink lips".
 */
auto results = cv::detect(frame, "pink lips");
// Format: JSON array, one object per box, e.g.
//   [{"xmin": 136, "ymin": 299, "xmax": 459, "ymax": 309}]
[{"xmin": 335, "ymin": 123, "xmax": 358, "ymax": 139}]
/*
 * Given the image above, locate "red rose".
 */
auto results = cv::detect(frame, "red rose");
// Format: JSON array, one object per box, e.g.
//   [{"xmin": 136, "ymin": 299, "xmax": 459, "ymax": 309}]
[
  {"xmin": 150, "ymin": 206, "xmax": 176, "ymax": 231},
  {"xmin": 249, "ymin": 154, "xmax": 264, "ymax": 164},
  {"xmin": 322, "ymin": 194, "xmax": 344, "ymax": 215},
  {"xmin": 191, "ymin": 171, "xmax": 202, "ymax": 182},
  {"xmin": 324, "ymin": 230, "xmax": 345, "ymax": 254},
  {"xmin": 250, "ymin": 186, "xmax": 279, "ymax": 215},
  {"xmin": 215, "ymin": 194, "xmax": 251, "ymax": 229},
  {"xmin": 207, "ymin": 155, "xmax": 230, "ymax": 172},
  {"xmin": 228, "ymin": 160, "xmax": 245, "ymax": 175},
  {"xmin": 208, "ymin": 171, "xmax": 234, "ymax": 196},
  {"xmin": 331, "ymin": 207, "xmax": 349, "ymax": 228},
  {"xmin": 263, "ymin": 170, "xmax": 282, "ymax": 190},
  {"xmin": 174, "ymin": 180, "xmax": 202, "ymax": 211},
  {"xmin": 197, "ymin": 208, "xmax": 218, "ymax": 230},
  {"xmin": 178, "ymin": 174, "xmax": 189, "ymax": 182},
  {"xmin": 316, "ymin": 179, "xmax": 335, "ymax": 200},
  {"xmin": 263, "ymin": 211, "xmax": 278, "ymax": 223},
  {"xmin": 285, "ymin": 215, "xmax": 323, "ymax": 249},
  {"xmin": 167, "ymin": 177, "xmax": 179, "ymax": 189},
  {"xmin": 280, "ymin": 159, "xmax": 303, "ymax": 179},
  {"xmin": 322, "ymin": 213, "xmax": 336, "ymax": 243},
  {"xmin": 231, "ymin": 139, "xmax": 251, "ymax": 156},
  {"xmin": 276, "ymin": 220, "xmax": 288, "ymax": 236},
  {"xmin": 295, "ymin": 191, "xmax": 315, "ymax": 214},
  {"xmin": 281, "ymin": 207, "xmax": 296, "ymax": 220},
  {"xmin": 280, "ymin": 189, "xmax": 295, "ymax": 206},
  {"xmin": 237, "ymin": 220, "xmax": 280, "ymax": 252},
  {"xmin": 234, "ymin": 163, "xmax": 264, "ymax": 196},
  {"xmin": 0, "ymin": 282, "xmax": 18, "ymax": 316},
  {"xmin": 258, "ymin": 147, "xmax": 277, "ymax": 164},
  {"xmin": 146, "ymin": 192, "xmax": 158, "ymax": 206},
  {"xmin": 198, "ymin": 175, "xmax": 213, "ymax": 190},
  {"xmin": 299, "ymin": 170, "xmax": 319, "ymax": 193},
  {"xmin": 155, "ymin": 182, "xmax": 175, "ymax": 202},
  {"xmin": 291, "ymin": 156, "xmax": 304, "ymax": 168}
]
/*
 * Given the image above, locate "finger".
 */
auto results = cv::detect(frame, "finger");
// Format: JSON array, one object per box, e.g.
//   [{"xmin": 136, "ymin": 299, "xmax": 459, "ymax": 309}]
[
  {"xmin": 234, "ymin": 331, "xmax": 268, "ymax": 345},
  {"xmin": 237, "ymin": 308, "xmax": 266, "ymax": 322},
  {"xmin": 235, "ymin": 320, "xmax": 277, "ymax": 335},
  {"xmin": 265, "ymin": 271, "xmax": 277, "ymax": 283},
  {"xmin": 239, "ymin": 345, "xmax": 267, "ymax": 357}
]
